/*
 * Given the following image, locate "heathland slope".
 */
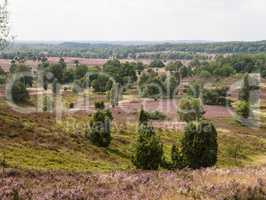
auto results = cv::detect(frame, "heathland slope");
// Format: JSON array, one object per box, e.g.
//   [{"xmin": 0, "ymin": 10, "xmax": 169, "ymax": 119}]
[{"xmin": 1, "ymin": 96, "xmax": 266, "ymax": 172}]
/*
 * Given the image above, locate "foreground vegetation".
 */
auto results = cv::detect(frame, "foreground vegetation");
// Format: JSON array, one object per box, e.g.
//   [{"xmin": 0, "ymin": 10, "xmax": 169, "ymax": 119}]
[
  {"xmin": 1, "ymin": 96, "xmax": 266, "ymax": 173},
  {"xmin": 2, "ymin": 166, "xmax": 266, "ymax": 200}
]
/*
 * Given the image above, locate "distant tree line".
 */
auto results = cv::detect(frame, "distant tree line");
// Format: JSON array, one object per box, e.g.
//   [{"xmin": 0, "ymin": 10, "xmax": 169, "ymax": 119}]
[{"xmin": 2, "ymin": 41, "xmax": 266, "ymax": 60}]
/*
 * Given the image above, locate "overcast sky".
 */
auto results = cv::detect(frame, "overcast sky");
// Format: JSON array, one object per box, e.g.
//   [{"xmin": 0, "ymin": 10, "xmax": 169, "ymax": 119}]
[{"xmin": 6, "ymin": 0, "xmax": 266, "ymax": 41}]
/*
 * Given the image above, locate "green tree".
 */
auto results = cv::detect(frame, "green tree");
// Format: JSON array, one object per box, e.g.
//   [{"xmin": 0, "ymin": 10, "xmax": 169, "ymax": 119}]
[
  {"xmin": 234, "ymin": 100, "xmax": 250, "ymax": 119},
  {"xmin": 132, "ymin": 124, "xmax": 163, "ymax": 170},
  {"xmin": 63, "ymin": 68, "xmax": 75, "ymax": 83},
  {"xmin": 103, "ymin": 59, "xmax": 123, "ymax": 84},
  {"xmin": 138, "ymin": 71, "xmax": 154, "ymax": 87},
  {"xmin": 171, "ymin": 144, "xmax": 185, "ymax": 169},
  {"xmin": 214, "ymin": 64, "xmax": 235, "ymax": 77},
  {"xmin": 190, "ymin": 59, "xmax": 201, "ymax": 68},
  {"xmin": 0, "ymin": 75, "xmax": 5, "ymax": 84},
  {"xmin": 91, "ymin": 75, "xmax": 111, "ymax": 92},
  {"xmin": 48, "ymin": 62, "xmax": 66, "ymax": 83},
  {"xmin": 15, "ymin": 64, "xmax": 33, "ymax": 87},
  {"xmin": 87, "ymin": 109, "xmax": 113, "ymax": 147},
  {"xmin": 187, "ymin": 81, "xmax": 201, "ymax": 98},
  {"xmin": 11, "ymin": 80, "xmax": 29, "ymax": 103},
  {"xmin": 150, "ymin": 59, "xmax": 165, "ymax": 68},
  {"xmin": 165, "ymin": 75, "xmax": 179, "ymax": 98},
  {"xmin": 180, "ymin": 66, "xmax": 192, "ymax": 78},
  {"xmin": 75, "ymin": 65, "xmax": 88, "ymax": 79},
  {"xmin": 202, "ymin": 87, "xmax": 229, "ymax": 106},
  {"xmin": 135, "ymin": 62, "xmax": 145, "ymax": 72},
  {"xmin": 95, "ymin": 101, "xmax": 105, "ymax": 110},
  {"xmin": 123, "ymin": 62, "xmax": 138, "ymax": 83},
  {"xmin": 181, "ymin": 121, "xmax": 218, "ymax": 169},
  {"xmin": 141, "ymin": 83, "xmax": 162, "ymax": 100},
  {"xmin": 239, "ymin": 74, "xmax": 250, "ymax": 102},
  {"xmin": 139, "ymin": 108, "xmax": 149, "ymax": 125},
  {"xmin": 9, "ymin": 62, "xmax": 33, "ymax": 86},
  {"xmin": 177, "ymin": 96, "xmax": 204, "ymax": 122},
  {"xmin": 138, "ymin": 71, "xmax": 179, "ymax": 99},
  {"xmin": 166, "ymin": 61, "xmax": 183, "ymax": 72},
  {"xmin": 103, "ymin": 59, "xmax": 137, "ymax": 86},
  {"xmin": 199, "ymin": 70, "xmax": 211, "ymax": 78}
]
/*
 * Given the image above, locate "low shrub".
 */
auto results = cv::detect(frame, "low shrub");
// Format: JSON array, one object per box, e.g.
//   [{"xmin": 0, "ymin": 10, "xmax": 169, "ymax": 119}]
[
  {"xmin": 202, "ymin": 87, "xmax": 229, "ymax": 106},
  {"xmin": 177, "ymin": 96, "xmax": 204, "ymax": 122},
  {"xmin": 11, "ymin": 80, "xmax": 29, "ymax": 103},
  {"xmin": 234, "ymin": 100, "xmax": 250, "ymax": 119},
  {"xmin": 95, "ymin": 101, "xmax": 105, "ymax": 110},
  {"xmin": 86, "ymin": 109, "xmax": 113, "ymax": 147}
]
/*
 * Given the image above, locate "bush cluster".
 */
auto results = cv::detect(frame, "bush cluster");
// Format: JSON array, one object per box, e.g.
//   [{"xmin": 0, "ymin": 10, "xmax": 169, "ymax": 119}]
[
  {"xmin": 177, "ymin": 96, "xmax": 204, "ymax": 122},
  {"xmin": 202, "ymin": 87, "xmax": 229, "ymax": 106}
]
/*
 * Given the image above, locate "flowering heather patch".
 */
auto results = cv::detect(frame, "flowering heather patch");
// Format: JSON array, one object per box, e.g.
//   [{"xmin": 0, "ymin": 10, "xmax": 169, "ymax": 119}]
[{"xmin": 1, "ymin": 166, "xmax": 266, "ymax": 200}]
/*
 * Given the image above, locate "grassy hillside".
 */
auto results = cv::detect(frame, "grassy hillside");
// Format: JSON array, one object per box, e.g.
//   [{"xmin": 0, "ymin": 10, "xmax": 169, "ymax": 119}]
[{"xmin": 1, "ymin": 97, "xmax": 266, "ymax": 173}]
